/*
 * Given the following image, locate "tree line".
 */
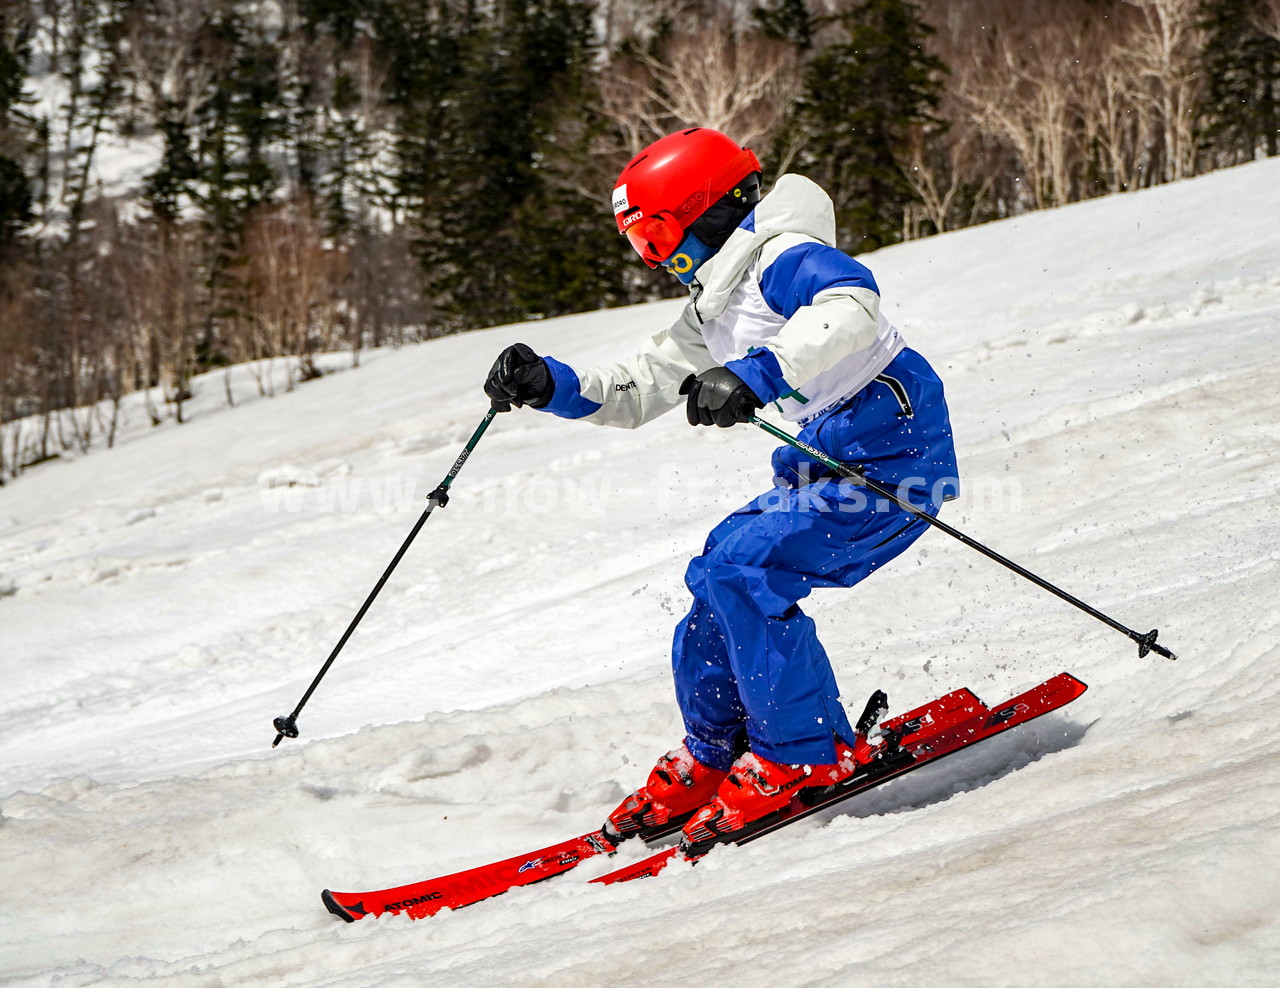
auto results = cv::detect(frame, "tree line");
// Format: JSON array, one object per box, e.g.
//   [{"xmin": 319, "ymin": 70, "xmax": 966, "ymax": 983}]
[{"xmin": 0, "ymin": 0, "xmax": 1277, "ymax": 480}]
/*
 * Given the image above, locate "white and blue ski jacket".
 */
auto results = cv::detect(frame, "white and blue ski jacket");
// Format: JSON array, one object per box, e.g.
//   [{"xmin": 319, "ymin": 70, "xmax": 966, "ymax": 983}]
[{"xmin": 537, "ymin": 174, "xmax": 905, "ymax": 428}]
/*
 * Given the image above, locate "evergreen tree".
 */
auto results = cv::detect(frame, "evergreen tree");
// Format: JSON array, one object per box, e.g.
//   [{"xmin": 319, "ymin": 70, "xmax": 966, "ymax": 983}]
[
  {"xmin": 510, "ymin": 109, "xmax": 636, "ymax": 320},
  {"xmin": 1200, "ymin": 0, "xmax": 1280, "ymax": 161},
  {"xmin": 385, "ymin": 0, "xmax": 608, "ymax": 331},
  {"xmin": 314, "ymin": 66, "xmax": 360, "ymax": 238},
  {"xmin": 0, "ymin": 9, "xmax": 33, "ymax": 250},
  {"xmin": 187, "ymin": 6, "xmax": 293, "ymax": 366},
  {"xmin": 0, "ymin": 7, "xmax": 28, "ymax": 128},
  {"xmin": 791, "ymin": 0, "xmax": 945, "ymax": 252},
  {"xmin": 753, "ymin": 0, "xmax": 816, "ymax": 50},
  {"xmin": 301, "ymin": 0, "xmax": 365, "ymax": 48},
  {"xmin": 378, "ymin": 0, "xmax": 483, "ymax": 327},
  {"xmin": 491, "ymin": 0, "xmax": 634, "ymax": 321},
  {"xmin": 200, "ymin": 17, "xmax": 287, "ymax": 216},
  {"xmin": 295, "ymin": 5, "xmax": 391, "ymax": 234},
  {"xmin": 144, "ymin": 117, "xmax": 199, "ymax": 223},
  {"xmin": 0, "ymin": 154, "xmax": 29, "ymax": 247}
]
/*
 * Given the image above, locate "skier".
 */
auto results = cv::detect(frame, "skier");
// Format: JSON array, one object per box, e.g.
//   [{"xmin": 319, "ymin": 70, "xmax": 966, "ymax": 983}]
[{"xmin": 484, "ymin": 127, "xmax": 958, "ymax": 849}]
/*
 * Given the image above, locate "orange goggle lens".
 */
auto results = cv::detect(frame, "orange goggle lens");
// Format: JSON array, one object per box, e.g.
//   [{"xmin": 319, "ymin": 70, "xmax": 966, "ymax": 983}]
[{"xmin": 623, "ymin": 213, "xmax": 685, "ymax": 268}]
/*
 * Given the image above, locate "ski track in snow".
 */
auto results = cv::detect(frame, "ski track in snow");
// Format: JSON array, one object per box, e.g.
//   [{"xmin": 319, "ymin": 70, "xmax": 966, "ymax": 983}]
[{"xmin": 2, "ymin": 159, "xmax": 1280, "ymax": 986}]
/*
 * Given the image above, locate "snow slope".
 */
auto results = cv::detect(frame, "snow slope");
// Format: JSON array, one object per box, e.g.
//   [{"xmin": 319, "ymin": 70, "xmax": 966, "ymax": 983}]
[{"xmin": 2, "ymin": 159, "xmax": 1279, "ymax": 987}]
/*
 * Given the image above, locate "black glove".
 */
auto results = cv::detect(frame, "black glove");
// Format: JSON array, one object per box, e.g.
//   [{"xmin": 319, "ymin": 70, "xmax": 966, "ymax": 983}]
[
  {"xmin": 484, "ymin": 343, "xmax": 554, "ymax": 411},
  {"xmin": 679, "ymin": 367, "xmax": 762, "ymax": 428}
]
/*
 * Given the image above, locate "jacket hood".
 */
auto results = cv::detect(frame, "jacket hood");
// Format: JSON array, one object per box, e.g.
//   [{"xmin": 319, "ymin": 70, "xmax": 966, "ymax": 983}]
[{"xmin": 690, "ymin": 174, "xmax": 837, "ymax": 319}]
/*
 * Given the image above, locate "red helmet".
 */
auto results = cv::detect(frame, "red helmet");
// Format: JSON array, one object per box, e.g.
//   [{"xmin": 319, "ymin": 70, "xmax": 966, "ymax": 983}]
[{"xmin": 612, "ymin": 128, "xmax": 762, "ymax": 267}]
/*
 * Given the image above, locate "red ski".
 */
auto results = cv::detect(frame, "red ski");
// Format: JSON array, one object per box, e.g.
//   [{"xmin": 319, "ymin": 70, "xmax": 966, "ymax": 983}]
[
  {"xmin": 323, "ymin": 672, "xmax": 1086, "ymax": 921},
  {"xmin": 592, "ymin": 671, "xmax": 1088, "ymax": 886},
  {"xmin": 322, "ymin": 828, "xmax": 623, "ymax": 921}
]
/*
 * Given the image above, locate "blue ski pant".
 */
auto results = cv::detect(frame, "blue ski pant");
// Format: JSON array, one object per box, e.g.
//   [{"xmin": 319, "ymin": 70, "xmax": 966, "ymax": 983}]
[{"xmin": 674, "ymin": 347, "xmax": 959, "ymax": 771}]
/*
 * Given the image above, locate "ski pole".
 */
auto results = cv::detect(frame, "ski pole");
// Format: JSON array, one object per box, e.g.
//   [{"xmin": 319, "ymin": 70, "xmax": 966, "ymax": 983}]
[
  {"xmin": 748, "ymin": 415, "xmax": 1177, "ymax": 661},
  {"xmin": 271, "ymin": 407, "xmax": 500, "ymax": 747}
]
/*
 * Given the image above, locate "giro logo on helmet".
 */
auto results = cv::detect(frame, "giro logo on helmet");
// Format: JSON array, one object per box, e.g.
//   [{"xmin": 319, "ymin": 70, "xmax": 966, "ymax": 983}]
[{"xmin": 611, "ymin": 185, "xmax": 629, "ymax": 214}]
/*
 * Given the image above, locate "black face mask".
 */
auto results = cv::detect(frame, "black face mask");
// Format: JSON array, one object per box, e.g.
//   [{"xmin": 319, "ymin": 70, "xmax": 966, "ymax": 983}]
[{"xmin": 687, "ymin": 173, "xmax": 762, "ymax": 250}]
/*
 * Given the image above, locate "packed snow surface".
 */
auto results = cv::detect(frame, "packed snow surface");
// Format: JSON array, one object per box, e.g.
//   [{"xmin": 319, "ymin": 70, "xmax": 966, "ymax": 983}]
[{"xmin": 3, "ymin": 160, "xmax": 1280, "ymax": 986}]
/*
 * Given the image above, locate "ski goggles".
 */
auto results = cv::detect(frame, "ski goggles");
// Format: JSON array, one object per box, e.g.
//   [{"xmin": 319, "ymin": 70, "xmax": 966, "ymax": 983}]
[{"xmin": 624, "ymin": 213, "xmax": 685, "ymax": 268}]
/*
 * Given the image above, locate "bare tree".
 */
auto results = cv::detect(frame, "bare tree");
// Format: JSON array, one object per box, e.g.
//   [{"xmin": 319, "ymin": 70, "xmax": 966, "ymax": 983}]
[
  {"xmin": 957, "ymin": 15, "xmax": 1088, "ymax": 210},
  {"xmin": 126, "ymin": 220, "xmax": 202, "ymax": 423},
  {"xmin": 1126, "ymin": 0, "xmax": 1207, "ymax": 182},
  {"xmin": 900, "ymin": 118, "xmax": 999, "ymax": 235},
  {"xmin": 906, "ymin": 1, "xmax": 1022, "ymax": 230},
  {"xmin": 929, "ymin": 0, "xmax": 1206, "ymax": 207},
  {"xmin": 120, "ymin": 0, "xmax": 232, "ymax": 132},
  {"xmin": 1251, "ymin": 0, "xmax": 1280, "ymax": 42},
  {"xmin": 598, "ymin": 8, "xmax": 800, "ymax": 157},
  {"xmin": 239, "ymin": 196, "xmax": 342, "ymax": 393},
  {"xmin": 1080, "ymin": 26, "xmax": 1145, "ymax": 194},
  {"xmin": 0, "ymin": 260, "xmax": 31, "ymax": 478}
]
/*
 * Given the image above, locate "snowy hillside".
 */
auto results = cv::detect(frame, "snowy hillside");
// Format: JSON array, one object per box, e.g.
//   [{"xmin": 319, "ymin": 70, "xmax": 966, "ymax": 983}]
[{"xmin": 3, "ymin": 158, "xmax": 1279, "ymax": 987}]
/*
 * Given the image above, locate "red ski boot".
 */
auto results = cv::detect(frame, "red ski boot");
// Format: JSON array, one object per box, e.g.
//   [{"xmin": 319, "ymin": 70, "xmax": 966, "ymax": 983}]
[
  {"xmin": 680, "ymin": 741, "xmax": 858, "ymax": 852},
  {"xmin": 605, "ymin": 744, "xmax": 727, "ymax": 841}
]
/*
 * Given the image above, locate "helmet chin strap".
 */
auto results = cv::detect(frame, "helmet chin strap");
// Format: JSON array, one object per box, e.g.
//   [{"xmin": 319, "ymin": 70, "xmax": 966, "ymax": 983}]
[{"xmin": 663, "ymin": 231, "xmax": 716, "ymax": 285}]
